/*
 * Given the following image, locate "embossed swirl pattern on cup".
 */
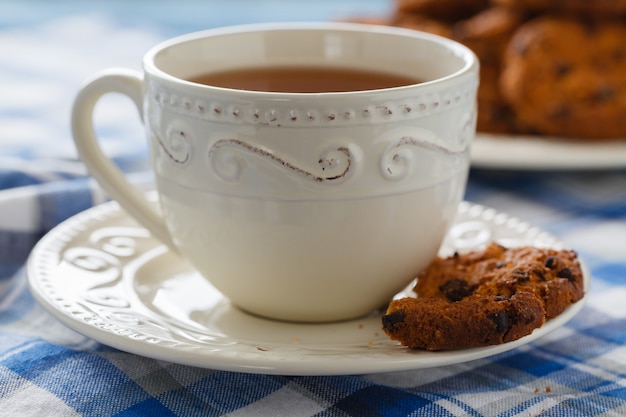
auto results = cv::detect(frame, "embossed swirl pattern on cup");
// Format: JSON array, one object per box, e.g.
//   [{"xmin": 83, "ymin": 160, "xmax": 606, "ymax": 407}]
[
  {"xmin": 152, "ymin": 116, "xmax": 475, "ymax": 187},
  {"xmin": 147, "ymin": 79, "xmax": 477, "ymax": 192},
  {"xmin": 208, "ymin": 139, "xmax": 353, "ymax": 183}
]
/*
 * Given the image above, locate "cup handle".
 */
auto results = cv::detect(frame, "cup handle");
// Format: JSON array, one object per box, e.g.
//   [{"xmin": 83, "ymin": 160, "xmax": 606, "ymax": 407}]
[{"xmin": 71, "ymin": 68, "xmax": 176, "ymax": 251}]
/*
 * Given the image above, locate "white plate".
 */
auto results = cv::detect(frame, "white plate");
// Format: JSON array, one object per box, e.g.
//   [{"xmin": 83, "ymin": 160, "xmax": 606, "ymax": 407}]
[
  {"xmin": 472, "ymin": 133, "xmax": 626, "ymax": 170},
  {"xmin": 27, "ymin": 201, "xmax": 588, "ymax": 375}
]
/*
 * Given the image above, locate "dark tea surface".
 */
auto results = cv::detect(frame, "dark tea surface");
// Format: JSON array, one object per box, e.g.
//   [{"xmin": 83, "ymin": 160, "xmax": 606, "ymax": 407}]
[{"xmin": 187, "ymin": 66, "xmax": 420, "ymax": 93}]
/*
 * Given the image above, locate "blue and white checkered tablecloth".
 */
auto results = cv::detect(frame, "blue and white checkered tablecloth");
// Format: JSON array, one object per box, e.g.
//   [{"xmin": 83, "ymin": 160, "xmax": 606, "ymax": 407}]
[{"xmin": 1, "ymin": 1, "xmax": 626, "ymax": 416}]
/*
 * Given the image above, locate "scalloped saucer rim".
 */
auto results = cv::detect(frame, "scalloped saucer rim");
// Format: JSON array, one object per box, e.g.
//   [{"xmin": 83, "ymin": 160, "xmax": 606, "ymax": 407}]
[{"xmin": 27, "ymin": 200, "xmax": 589, "ymax": 375}]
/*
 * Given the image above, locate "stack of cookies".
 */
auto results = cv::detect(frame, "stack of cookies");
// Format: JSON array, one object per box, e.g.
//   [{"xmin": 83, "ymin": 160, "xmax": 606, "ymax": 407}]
[{"xmin": 351, "ymin": 0, "xmax": 626, "ymax": 140}]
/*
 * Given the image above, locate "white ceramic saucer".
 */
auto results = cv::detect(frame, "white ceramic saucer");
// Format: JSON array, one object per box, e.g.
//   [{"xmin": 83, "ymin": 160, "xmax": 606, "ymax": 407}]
[{"xmin": 27, "ymin": 201, "xmax": 588, "ymax": 375}]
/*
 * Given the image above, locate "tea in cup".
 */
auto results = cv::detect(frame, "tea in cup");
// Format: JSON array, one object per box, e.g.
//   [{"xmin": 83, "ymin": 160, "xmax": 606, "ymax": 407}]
[{"xmin": 71, "ymin": 22, "xmax": 479, "ymax": 322}]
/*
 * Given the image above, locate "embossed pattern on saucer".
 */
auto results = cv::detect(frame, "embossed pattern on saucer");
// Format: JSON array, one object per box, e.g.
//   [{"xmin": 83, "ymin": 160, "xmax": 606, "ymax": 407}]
[{"xmin": 27, "ymin": 201, "xmax": 588, "ymax": 375}]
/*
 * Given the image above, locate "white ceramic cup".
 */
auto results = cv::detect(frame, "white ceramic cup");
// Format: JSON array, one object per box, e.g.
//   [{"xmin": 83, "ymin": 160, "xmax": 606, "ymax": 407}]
[{"xmin": 71, "ymin": 22, "xmax": 478, "ymax": 322}]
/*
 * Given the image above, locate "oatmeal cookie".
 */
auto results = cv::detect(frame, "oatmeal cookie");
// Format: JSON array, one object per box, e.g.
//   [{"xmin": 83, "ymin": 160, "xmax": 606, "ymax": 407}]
[
  {"xmin": 339, "ymin": 16, "xmax": 394, "ymax": 26},
  {"xmin": 396, "ymin": 0, "xmax": 489, "ymax": 21},
  {"xmin": 382, "ymin": 243, "xmax": 585, "ymax": 350},
  {"xmin": 452, "ymin": 7, "xmax": 527, "ymax": 133},
  {"xmin": 453, "ymin": 6, "xmax": 527, "ymax": 65},
  {"xmin": 500, "ymin": 17, "xmax": 626, "ymax": 139},
  {"xmin": 492, "ymin": 0, "xmax": 626, "ymax": 17},
  {"xmin": 392, "ymin": 12, "xmax": 454, "ymax": 37},
  {"xmin": 476, "ymin": 92, "xmax": 520, "ymax": 133}
]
